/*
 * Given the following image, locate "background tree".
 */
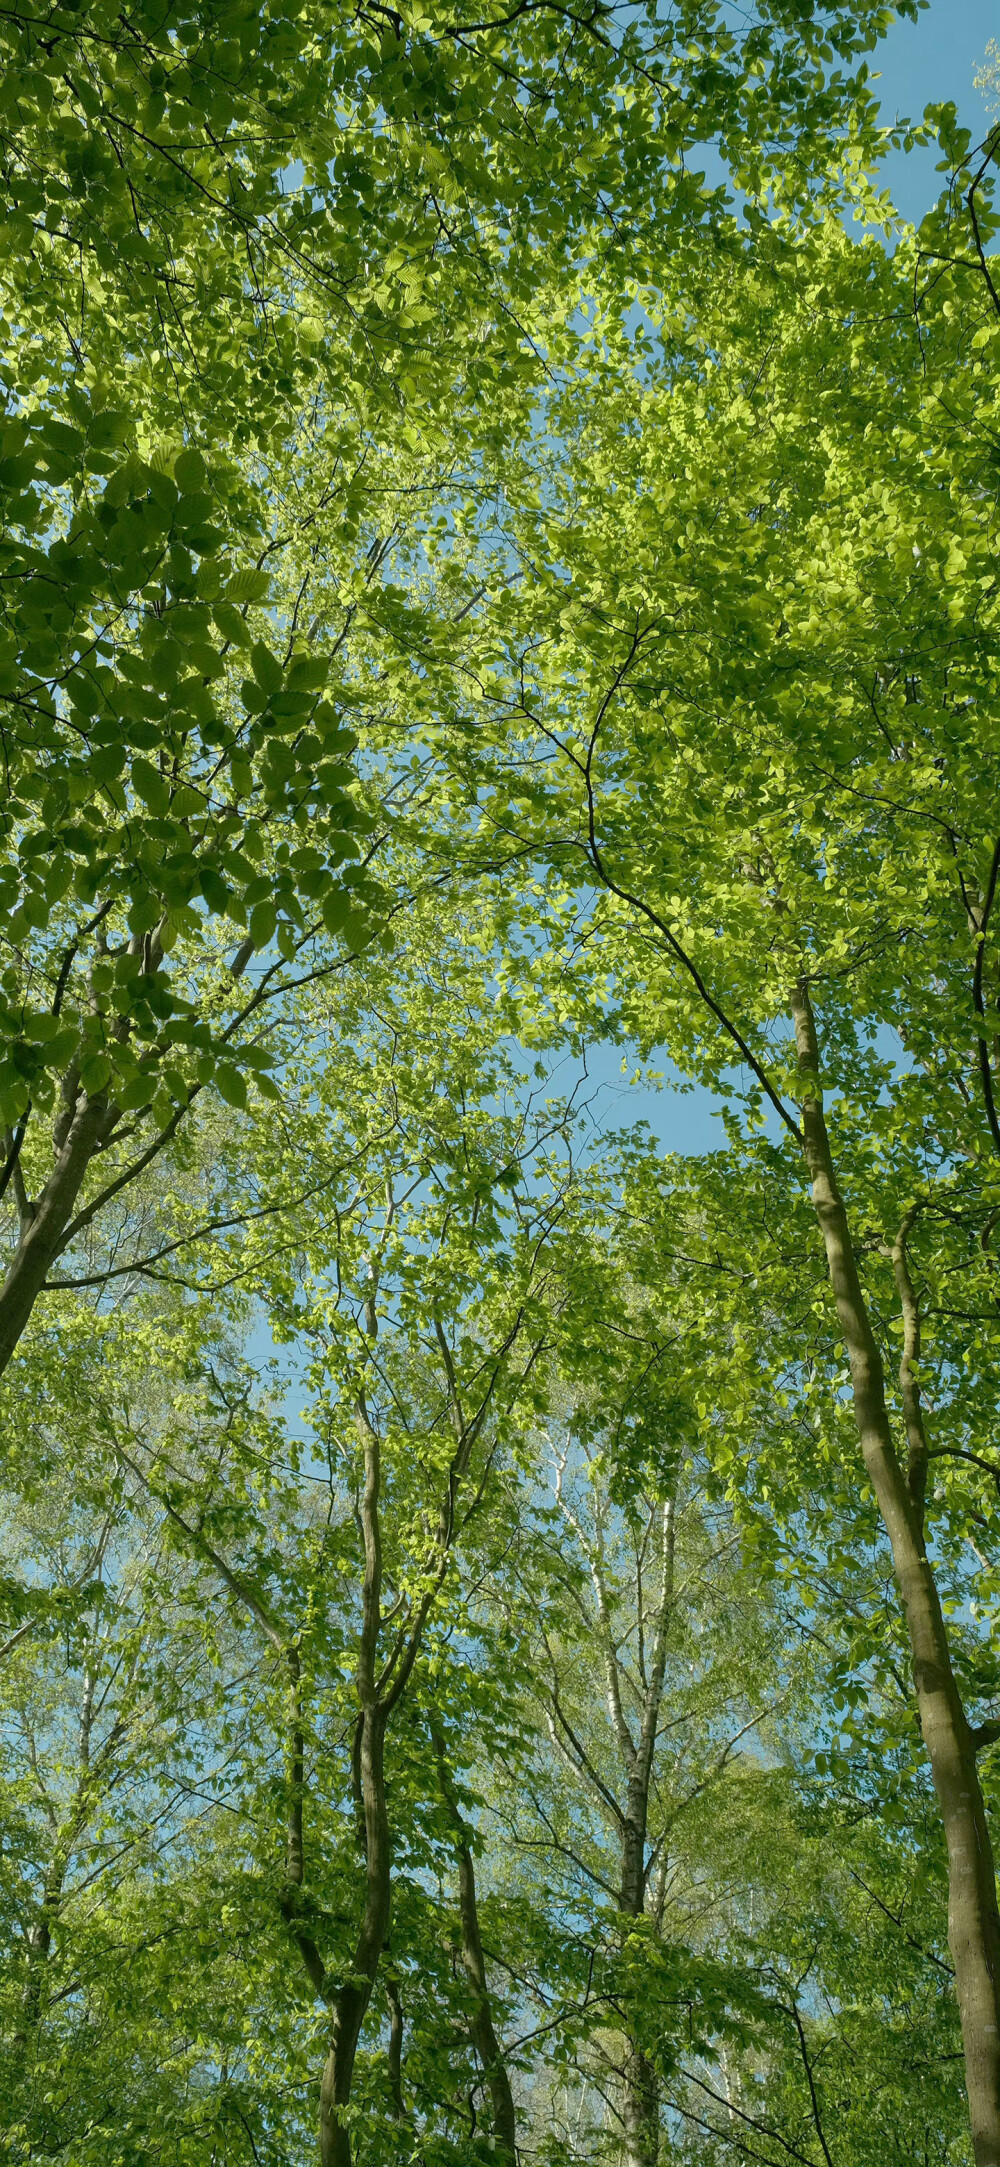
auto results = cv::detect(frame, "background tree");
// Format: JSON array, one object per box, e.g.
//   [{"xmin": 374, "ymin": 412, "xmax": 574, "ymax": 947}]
[{"xmin": 456, "ymin": 183, "xmax": 1000, "ymax": 2157}]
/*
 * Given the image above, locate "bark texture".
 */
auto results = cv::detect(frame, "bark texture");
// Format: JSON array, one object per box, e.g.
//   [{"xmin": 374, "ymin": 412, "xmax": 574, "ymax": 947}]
[
  {"xmin": 792, "ymin": 980, "xmax": 1000, "ymax": 2167},
  {"xmin": 385, "ymin": 1974, "xmax": 406, "ymax": 2122},
  {"xmin": 622, "ymin": 2045, "xmax": 660, "ymax": 2167}
]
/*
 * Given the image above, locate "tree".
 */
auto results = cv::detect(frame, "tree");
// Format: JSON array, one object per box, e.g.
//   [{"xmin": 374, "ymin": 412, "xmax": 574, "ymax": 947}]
[
  {"xmin": 458, "ymin": 1199, "xmax": 971, "ymax": 2166},
  {"xmin": 482, "ymin": 1233, "xmax": 797, "ymax": 2167},
  {"xmin": 0, "ymin": 971, "xmax": 976, "ymax": 2162},
  {"xmin": 0, "ymin": 893, "xmax": 657, "ymax": 2160},
  {"xmin": 460, "ymin": 178, "xmax": 1000, "ymax": 2157},
  {"xmin": 0, "ymin": 0, "xmax": 924, "ymax": 1374},
  {"xmin": 6, "ymin": 10, "xmax": 992, "ymax": 2160}
]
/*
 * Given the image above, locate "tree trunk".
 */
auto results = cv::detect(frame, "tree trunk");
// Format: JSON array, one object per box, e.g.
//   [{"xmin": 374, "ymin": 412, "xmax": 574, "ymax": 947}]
[
  {"xmin": 613, "ymin": 1501, "xmax": 672, "ymax": 2167},
  {"xmin": 432, "ymin": 1721, "xmax": 517, "ymax": 2162},
  {"xmin": 319, "ymin": 1704, "xmax": 391, "ymax": 2167},
  {"xmin": 622, "ymin": 2044, "xmax": 659, "ymax": 2167},
  {"xmin": 385, "ymin": 1974, "xmax": 406, "ymax": 2121},
  {"xmin": 620, "ymin": 1801, "xmax": 659, "ymax": 2167},
  {"xmin": 454, "ymin": 1834, "xmax": 518, "ymax": 2160},
  {"xmin": 313, "ymin": 1287, "xmax": 514, "ymax": 2163},
  {"xmin": 17, "ymin": 1850, "xmax": 67, "ymax": 2043},
  {"xmin": 792, "ymin": 980, "xmax": 1000, "ymax": 2167},
  {"xmin": 0, "ymin": 1089, "xmax": 109, "ymax": 1375}
]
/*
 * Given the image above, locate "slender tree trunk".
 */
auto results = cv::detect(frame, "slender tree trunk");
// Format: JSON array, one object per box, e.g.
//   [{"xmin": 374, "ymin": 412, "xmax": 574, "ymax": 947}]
[
  {"xmin": 17, "ymin": 1850, "xmax": 67, "ymax": 2043},
  {"xmin": 319, "ymin": 1704, "xmax": 391, "ymax": 2167},
  {"xmin": 320, "ymin": 1375, "xmax": 391, "ymax": 2167},
  {"xmin": 453, "ymin": 1834, "xmax": 518, "ymax": 2161},
  {"xmin": 620, "ymin": 1799, "xmax": 659, "ymax": 2167},
  {"xmin": 432, "ymin": 1720, "xmax": 517, "ymax": 2162},
  {"xmin": 792, "ymin": 981, "xmax": 1000, "ymax": 2167},
  {"xmin": 313, "ymin": 1290, "xmax": 511, "ymax": 2164},
  {"xmin": 278, "ymin": 1644, "xmax": 329, "ymax": 2000},
  {"xmin": 385, "ymin": 1974, "xmax": 406, "ymax": 2121},
  {"xmin": 616, "ymin": 1501, "xmax": 672, "ymax": 2167},
  {"xmin": 620, "ymin": 1797, "xmax": 647, "ymax": 1917},
  {"xmin": 622, "ymin": 2043, "xmax": 659, "ymax": 2167}
]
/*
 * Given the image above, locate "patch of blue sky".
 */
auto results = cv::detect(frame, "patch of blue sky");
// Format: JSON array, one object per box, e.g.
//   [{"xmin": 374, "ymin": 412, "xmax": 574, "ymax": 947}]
[
  {"xmin": 866, "ymin": 0, "xmax": 996, "ymax": 225},
  {"xmin": 669, "ymin": 0, "xmax": 995, "ymax": 233}
]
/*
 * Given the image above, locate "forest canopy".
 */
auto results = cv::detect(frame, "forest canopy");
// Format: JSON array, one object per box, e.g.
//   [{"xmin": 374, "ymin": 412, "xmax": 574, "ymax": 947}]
[{"xmin": 3, "ymin": 2, "xmax": 1000, "ymax": 2164}]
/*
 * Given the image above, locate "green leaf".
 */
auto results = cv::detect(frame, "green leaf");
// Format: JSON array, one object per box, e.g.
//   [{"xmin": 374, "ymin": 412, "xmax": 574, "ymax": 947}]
[
  {"xmin": 174, "ymin": 447, "xmax": 207, "ymax": 492},
  {"xmin": 321, "ymin": 888, "xmax": 349, "ymax": 934},
  {"xmin": 131, "ymin": 757, "xmax": 170, "ymax": 813},
  {"xmin": 251, "ymin": 641, "xmax": 283, "ymax": 697},
  {"xmin": 286, "ymin": 655, "xmax": 328, "ymax": 691},
  {"xmin": 213, "ymin": 601, "xmax": 252, "ymax": 648},
  {"xmin": 88, "ymin": 410, "xmax": 132, "ymax": 451},
  {"xmin": 249, "ymin": 900, "xmax": 277, "ymax": 948},
  {"xmin": 225, "ymin": 568, "xmax": 270, "ymax": 604},
  {"xmin": 79, "ymin": 1052, "xmax": 113, "ymax": 1094},
  {"xmin": 214, "ymin": 1063, "xmax": 248, "ymax": 1109},
  {"xmin": 117, "ymin": 1072, "xmax": 157, "ymax": 1110},
  {"xmin": 198, "ymin": 867, "xmax": 232, "ymax": 914}
]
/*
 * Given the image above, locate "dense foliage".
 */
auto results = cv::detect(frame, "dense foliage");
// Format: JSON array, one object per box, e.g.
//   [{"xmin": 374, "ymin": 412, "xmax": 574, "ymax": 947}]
[{"xmin": 3, "ymin": 2, "xmax": 1000, "ymax": 2164}]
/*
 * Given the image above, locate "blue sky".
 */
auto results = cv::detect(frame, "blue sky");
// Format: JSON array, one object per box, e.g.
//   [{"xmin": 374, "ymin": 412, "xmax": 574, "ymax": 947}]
[{"xmin": 872, "ymin": 0, "xmax": 996, "ymax": 221}]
